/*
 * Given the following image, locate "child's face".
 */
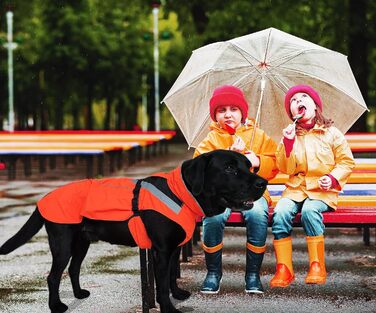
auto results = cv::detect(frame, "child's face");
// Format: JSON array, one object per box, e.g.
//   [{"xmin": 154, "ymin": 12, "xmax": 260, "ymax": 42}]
[
  {"xmin": 289, "ymin": 92, "xmax": 317, "ymax": 124},
  {"xmin": 215, "ymin": 105, "xmax": 242, "ymax": 129}
]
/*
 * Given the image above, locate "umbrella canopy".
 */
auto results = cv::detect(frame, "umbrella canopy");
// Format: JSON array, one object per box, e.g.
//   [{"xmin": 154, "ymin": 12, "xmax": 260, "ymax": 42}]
[{"xmin": 162, "ymin": 27, "xmax": 368, "ymax": 148}]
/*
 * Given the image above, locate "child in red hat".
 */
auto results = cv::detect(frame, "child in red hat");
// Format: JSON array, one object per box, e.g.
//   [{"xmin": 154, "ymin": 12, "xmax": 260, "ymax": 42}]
[
  {"xmin": 193, "ymin": 85, "xmax": 278, "ymax": 294},
  {"xmin": 270, "ymin": 84, "xmax": 355, "ymax": 288}
]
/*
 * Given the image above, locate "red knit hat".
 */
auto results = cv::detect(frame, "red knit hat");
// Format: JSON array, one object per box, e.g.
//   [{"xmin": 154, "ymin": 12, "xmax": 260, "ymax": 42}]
[
  {"xmin": 284, "ymin": 85, "xmax": 322, "ymax": 120},
  {"xmin": 209, "ymin": 85, "xmax": 248, "ymax": 123}
]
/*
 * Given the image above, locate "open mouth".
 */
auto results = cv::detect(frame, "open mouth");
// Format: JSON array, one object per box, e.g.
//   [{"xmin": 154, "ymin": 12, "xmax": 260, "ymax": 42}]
[{"xmin": 298, "ymin": 105, "xmax": 306, "ymax": 113}]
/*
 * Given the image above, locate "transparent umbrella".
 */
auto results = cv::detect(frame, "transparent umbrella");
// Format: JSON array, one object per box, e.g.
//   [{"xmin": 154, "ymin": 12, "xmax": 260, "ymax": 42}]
[{"xmin": 162, "ymin": 27, "xmax": 368, "ymax": 148}]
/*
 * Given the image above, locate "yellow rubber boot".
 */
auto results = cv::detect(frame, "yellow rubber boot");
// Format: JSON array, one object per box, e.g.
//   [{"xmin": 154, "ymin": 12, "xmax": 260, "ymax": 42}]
[
  {"xmin": 305, "ymin": 235, "xmax": 326, "ymax": 284},
  {"xmin": 270, "ymin": 237, "xmax": 295, "ymax": 288}
]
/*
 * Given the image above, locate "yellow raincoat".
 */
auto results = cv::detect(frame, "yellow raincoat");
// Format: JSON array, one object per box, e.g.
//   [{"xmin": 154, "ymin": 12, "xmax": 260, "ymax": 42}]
[
  {"xmin": 275, "ymin": 125, "xmax": 355, "ymax": 209},
  {"xmin": 193, "ymin": 119, "xmax": 278, "ymax": 205}
]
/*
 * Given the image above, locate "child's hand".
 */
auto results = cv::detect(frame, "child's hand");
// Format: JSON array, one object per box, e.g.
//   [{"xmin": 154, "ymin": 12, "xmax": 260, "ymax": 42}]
[
  {"xmin": 283, "ymin": 123, "xmax": 296, "ymax": 140},
  {"xmin": 318, "ymin": 175, "xmax": 332, "ymax": 190},
  {"xmin": 245, "ymin": 151, "xmax": 260, "ymax": 168},
  {"xmin": 230, "ymin": 136, "xmax": 246, "ymax": 153}
]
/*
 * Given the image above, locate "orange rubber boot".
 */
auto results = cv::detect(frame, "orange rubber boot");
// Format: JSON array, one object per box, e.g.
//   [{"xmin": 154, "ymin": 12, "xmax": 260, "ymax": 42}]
[
  {"xmin": 270, "ymin": 237, "xmax": 295, "ymax": 288},
  {"xmin": 305, "ymin": 235, "xmax": 326, "ymax": 284}
]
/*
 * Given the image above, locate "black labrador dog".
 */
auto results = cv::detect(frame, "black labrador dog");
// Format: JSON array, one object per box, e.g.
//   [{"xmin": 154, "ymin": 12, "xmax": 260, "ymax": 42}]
[{"xmin": 0, "ymin": 150, "xmax": 267, "ymax": 313}]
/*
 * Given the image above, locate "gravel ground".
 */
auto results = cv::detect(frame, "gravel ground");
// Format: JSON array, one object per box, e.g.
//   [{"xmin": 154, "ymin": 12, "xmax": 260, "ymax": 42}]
[{"xmin": 0, "ymin": 143, "xmax": 375, "ymax": 313}]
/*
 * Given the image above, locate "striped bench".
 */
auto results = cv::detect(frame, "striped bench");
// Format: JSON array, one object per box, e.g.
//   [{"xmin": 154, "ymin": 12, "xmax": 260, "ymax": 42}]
[{"xmin": 0, "ymin": 131, "xmax": 176, "ymax": 179}]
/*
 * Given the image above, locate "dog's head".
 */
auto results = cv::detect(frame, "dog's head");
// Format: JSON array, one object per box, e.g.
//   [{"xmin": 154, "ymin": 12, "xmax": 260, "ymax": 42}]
[{"xmin": 182, "ymin": 150, "xmax": 268, "ymax": 217}]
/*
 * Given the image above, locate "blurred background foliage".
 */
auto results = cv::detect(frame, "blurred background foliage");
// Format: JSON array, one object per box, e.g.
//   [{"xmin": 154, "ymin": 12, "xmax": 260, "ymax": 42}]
[{"xmin": 0, "ymin": 0, "xmax": 375, "ymax": 132}]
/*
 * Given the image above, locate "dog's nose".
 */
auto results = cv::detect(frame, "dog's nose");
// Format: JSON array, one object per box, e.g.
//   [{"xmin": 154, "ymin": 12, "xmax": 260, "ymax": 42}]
[{"xmin": 255, "ymin": 178, "xmax": 268, "ymax": 189}]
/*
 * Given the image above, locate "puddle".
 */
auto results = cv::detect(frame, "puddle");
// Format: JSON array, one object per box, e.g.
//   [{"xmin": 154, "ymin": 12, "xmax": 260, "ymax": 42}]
[{"xmin": 89, "ymin": 247, "xmax": 139, "ymax": 274}]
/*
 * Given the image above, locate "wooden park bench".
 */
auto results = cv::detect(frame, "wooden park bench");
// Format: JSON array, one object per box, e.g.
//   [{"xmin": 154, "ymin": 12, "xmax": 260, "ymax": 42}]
[{"xmin": 0, "ymin": 130, "xmax": 175, "ymax": 179}]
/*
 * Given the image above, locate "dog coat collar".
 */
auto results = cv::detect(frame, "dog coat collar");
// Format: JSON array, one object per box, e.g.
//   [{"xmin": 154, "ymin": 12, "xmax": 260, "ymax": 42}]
[{"xmin": 152, "ymin": 167, "xmax": 205, "ymax": 218}]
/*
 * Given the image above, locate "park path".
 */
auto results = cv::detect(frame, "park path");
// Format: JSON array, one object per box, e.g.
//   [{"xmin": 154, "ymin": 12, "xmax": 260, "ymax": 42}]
[{"xmin": 0, "ymin": 143, "xmax": 375, "ymax": 313}]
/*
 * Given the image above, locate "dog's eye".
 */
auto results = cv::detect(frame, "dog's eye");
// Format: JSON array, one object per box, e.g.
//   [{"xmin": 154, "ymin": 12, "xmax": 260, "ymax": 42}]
[{"xmin": 225, "ymin": 165, "xmax": 238, "ymax": 175}]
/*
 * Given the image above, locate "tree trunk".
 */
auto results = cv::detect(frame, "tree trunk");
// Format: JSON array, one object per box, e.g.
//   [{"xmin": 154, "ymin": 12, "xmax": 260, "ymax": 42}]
[
  {"xmin": 104, "ymin": 87, "xmax": 113, "ymax": 130},
  {"xmin": 55, "ymin": 98, "xmax": 64, "ymax": 130},
  {"xmin": 116, "ymin": 98, "xmax": 126, "ymax": 130},
  {"xmin": 72, "ymin": 103, "xmax": 80, "ymax": 130},
  {"xmin": 85, "ymin": 82, "xmax": 94, "ymax": 130},
  {"xmin": 348, "ymin": 0, "xmax": 368, "ymax": 132}
]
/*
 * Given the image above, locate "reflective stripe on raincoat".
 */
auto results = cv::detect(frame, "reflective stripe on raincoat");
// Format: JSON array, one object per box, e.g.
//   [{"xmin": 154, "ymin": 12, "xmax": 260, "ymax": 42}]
[
  {"xmin": 37, "ymin": 167, "xmax": 204, "ymax": 248},
  {"xmin": 275, "ymin": 125, "xmax": 355, "ymax": 209},
  {"xmin": 193, "ymin": 119, "xmax": 278, "ymax": 205}
]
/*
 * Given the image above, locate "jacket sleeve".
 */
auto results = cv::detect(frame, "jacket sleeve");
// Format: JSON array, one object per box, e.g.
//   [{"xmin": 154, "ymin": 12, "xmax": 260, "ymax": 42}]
[
  {"xmin": 329, "ymin": 128, "xmax": 355, "ymax": 190},
  {"xmin": 193, "ymin": 132, "xmax": 220, "ymax": 158},
  {"xmin": 275, "ymin": 140, "xmax": 298, "ymax": 175},
  {"xmin": 255, "ymin": 131, "xmax": 279, "ymax": 181}
]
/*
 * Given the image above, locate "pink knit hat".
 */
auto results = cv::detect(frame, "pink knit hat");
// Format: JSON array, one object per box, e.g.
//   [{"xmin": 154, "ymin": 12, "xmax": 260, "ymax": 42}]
[
  {"xmin": 284, "ymin": 85, "xmax": 322, "ymax": 120},
  {"xmin": 209, "ymin": 85, "xmax": 248, "ymax": 123}
]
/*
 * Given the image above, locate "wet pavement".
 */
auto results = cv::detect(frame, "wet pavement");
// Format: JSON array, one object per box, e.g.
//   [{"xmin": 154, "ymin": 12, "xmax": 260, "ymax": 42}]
[{"xmin": 0, "ymin": 143, "xmax": 375, "ymax": 313}]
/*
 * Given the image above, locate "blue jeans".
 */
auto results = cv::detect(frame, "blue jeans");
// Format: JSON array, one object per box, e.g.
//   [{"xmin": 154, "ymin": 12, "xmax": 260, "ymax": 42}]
[
  {"xmin": 202, "ymin": 197, "xmax": 269, "ymax": 248},
  {"xmin": 272, "ymin": 197, "xmax": 331, "ymax": 240}
]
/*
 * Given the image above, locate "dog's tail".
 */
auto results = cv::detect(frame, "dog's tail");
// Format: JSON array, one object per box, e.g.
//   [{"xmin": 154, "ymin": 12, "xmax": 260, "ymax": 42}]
[{"xmin": 0, "ymin": 208, "xmax": 44, "ymax": 255}]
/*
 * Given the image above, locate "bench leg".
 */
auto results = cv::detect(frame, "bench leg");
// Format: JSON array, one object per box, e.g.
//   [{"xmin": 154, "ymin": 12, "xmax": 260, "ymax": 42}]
[
  {"xmin": 363, "ymin": 227, "xmax": 370, "ymax": 246},
  {"xmin": 193, "ymin": 225, "xmax": 201, "ymax": 246},
  {"xmin": 7, "ymin": 157, "xmax": 17, "ymax": 180},
  {"xmin": 140, "ymin": 248, "xmax": 156, "ymax": 313},
  {"xmin": 146, "ymin": 249, "xmax": 155, "ymax": 308},
  {"xmin": 39, "ymin": 156, "xmax": 46, "ymax": 174},
  {"xmin": 49, "ymin": 156, "xmax": 56, "ymax": 170},
  {"xmin": 108, "ymin": 152, "xmax": 116, "ymax": 173},
  {"xmin": 97, "ymin": 154, "xmax": 104, "ymax": 177},
  {"xmin": 145, "ymin": 146, "xmax": 150, "ymax": 160},
  {"xmin": 86, "ymin": 156, "xmax": 93, "ymax": 178},
  {"xmin": 23, "ymin": 156, "xmax": 32, "ymax": 177},
  {"xmin": 137, "ymin": 146, "xmax": 143, "ymax": 162},
  {"xmin": 116, "ymin": 151, "xmax": 123, "ymax": 170}
]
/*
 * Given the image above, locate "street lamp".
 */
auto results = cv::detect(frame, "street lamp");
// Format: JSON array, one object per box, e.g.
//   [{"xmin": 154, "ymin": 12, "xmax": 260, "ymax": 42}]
[
  {"xmin": 5, "ymin": 11, "xmax": 17, "ymax": 132},
  {"xmin": 152, "ymin": 1, "xmax": 160, "ymax": 131}
]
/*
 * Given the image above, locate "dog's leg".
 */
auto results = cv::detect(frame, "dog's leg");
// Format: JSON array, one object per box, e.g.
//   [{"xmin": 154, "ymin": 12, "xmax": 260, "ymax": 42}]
[
  {"xmin": 152, "ymin": 248, "xmax": 182, "ymax": 313},
  {"xmin": 68, "ymin": 233, "xmax": 91, "ymax": 299},
  {"xmin": 45, "ymin": 223, "xmax": 74, "ymax": 313},
  {"xmin": 169, "ymin": 247, "xmax": 191, "ymax": 300}
]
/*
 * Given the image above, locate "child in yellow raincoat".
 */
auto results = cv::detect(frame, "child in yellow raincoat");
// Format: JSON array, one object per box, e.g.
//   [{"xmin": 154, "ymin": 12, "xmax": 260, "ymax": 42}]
[
  {"xmin": 193, "ymin": 85, "xmax": 278, "ymax": 294},
  {"xmin": 270, "ymin": 84, "xmax": 355, "ymax": 288}
]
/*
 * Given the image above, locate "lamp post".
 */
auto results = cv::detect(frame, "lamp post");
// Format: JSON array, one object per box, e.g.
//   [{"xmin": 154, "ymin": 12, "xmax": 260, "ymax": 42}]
[
  {"xmin": 152, "ymin": 1, "xmax": 160, "ymax": 131},
  {"xmin": 5, "ymin": 11, "xmax": 17, "ymax": 132}
]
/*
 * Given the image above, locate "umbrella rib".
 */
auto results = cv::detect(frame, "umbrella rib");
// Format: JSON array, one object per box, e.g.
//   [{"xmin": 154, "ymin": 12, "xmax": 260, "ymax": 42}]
[
  {"xmin": 228, "ymin": 43, "xmax": 263, "ymax": 75},
  {"xmin": 276, "ymin": 67, "xmax": 368, "ymax": 110},
  {"xmin": 262, "ymin": 28, "xmax": 272, "ymax": 64},
  {"xmin": 268, "ymin": 48, "xmax": 327, "ymax": 71}
]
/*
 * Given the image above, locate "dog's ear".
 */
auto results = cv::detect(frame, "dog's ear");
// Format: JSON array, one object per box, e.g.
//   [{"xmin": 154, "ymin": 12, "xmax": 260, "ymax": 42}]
[{"xmin": 182, "ymin": 153, "xmax": 210, "ymax": 195}]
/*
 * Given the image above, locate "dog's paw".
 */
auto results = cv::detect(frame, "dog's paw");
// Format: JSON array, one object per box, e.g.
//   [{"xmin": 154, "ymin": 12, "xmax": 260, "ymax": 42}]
[
  {"xmin": 171, "ymin": 288, "xmax": 191, "ymax": 300},
  {"xmin": 74, "ymin": 289, "xmax": 90, "ymax": 299},
  {"xmin": 50, "ymin": 302, "xmax": 68, "ymax": 313}
]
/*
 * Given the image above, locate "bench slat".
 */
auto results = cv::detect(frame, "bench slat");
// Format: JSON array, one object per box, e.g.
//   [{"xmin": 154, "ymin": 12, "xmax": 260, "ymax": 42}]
[{"xmin": 197, "ymin": 208, "xmax": 376, "ymax": 226}]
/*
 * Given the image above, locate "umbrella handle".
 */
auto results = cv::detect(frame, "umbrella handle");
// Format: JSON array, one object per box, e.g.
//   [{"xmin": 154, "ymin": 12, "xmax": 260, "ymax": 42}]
[{"xmin": 250, "ymin": 77, "xmax": 266, "ymax": 148}]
